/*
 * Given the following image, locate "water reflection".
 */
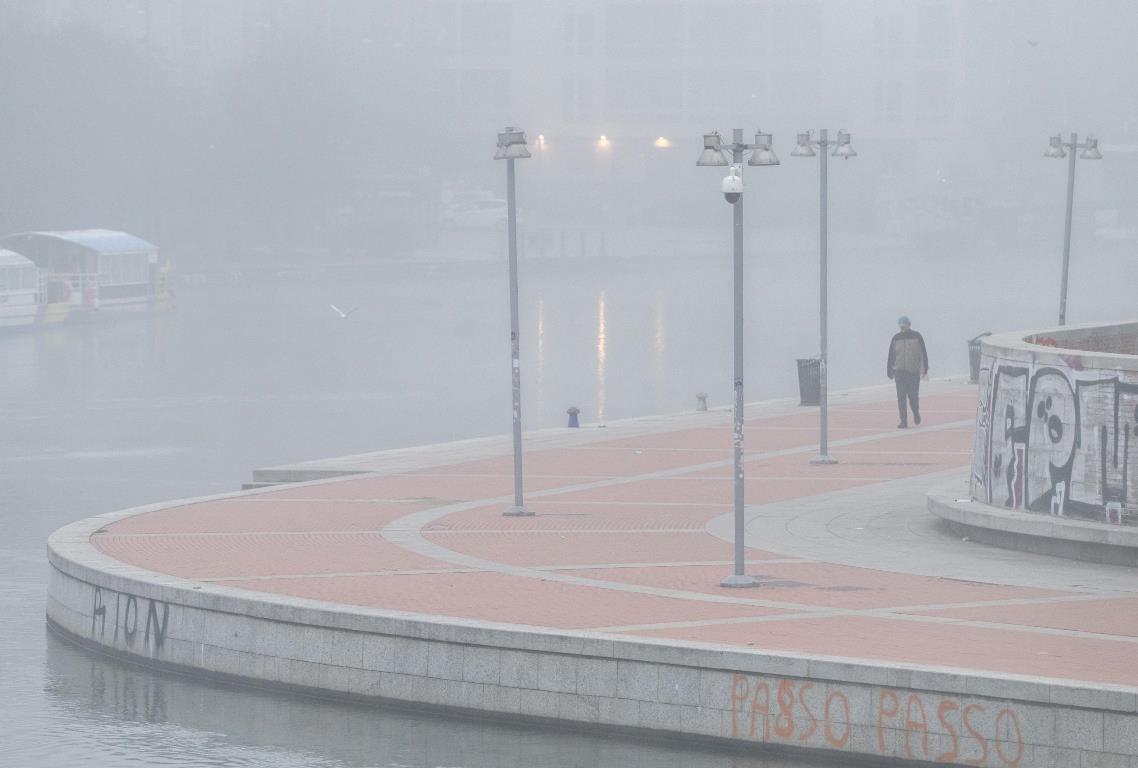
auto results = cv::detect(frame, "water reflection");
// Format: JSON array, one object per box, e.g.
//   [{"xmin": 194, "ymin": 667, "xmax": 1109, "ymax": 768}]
[
  {"xmin": 596, "ymin": 289, "xmax": 607, "ymax": 424},
  {"xmin": 42, "ymin": 629, "xmax": 830, "ymax": 768}
]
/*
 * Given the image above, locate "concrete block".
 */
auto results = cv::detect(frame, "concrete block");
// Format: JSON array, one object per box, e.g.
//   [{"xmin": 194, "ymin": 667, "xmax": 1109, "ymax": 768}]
[
  {"xmin": 1055, "ymin": 709, "xmax": 1105, "ymax": 751},
  {"xmin": 598, "ymin": 696, "xmax": 641, "ymax": 728},
  {"xmin": 426, "ymin": 641, "xmax": 464, "ymax": 680},
  {"xmin": 537, "ymin": 654, "xmax": 578, "ymax": 693},
  {"xmin": 680, "ymin": 705, "xmax": 725, "ymax": 738},
  {"xmin": 442, "ymin": 679, "xmax": 485, "ymax": 710},
  {"xmin": 275, "ymin": 657, "xmax": 325, "ymax": 689},
  {"xmin": 699, "ymin": 669, "xmax": 735, "ymax": 709},
  {"xmin": 328, "ymin": 629, "xmax": 364, "ymax": 668},
  {"xmin": 276, "ymin": 624, "xmax": 332, "ymax": 665},
  {"xmin": 616, "ymin": 660, "xmax": 658, "ymax": 701},
  {"xmin": 200, "ymin": 644, "xmax": 242, "ymax": 677},
  {"xmin": 349, "ymin": 669, "xmax": 382, "ymax": 698},
  {"xmin": 557, "ymin": 692, "xmax": 601, "ymax": 723},
  {"xmin": 202, "ymin": 613, "xmax": 258, "ymax": 653},
  {"xmin": 1082, "ymin": 752, "xmax": 1132, "ymax": 768},
  {"xmin": 517, "ymin": 688, "xmax": 560, "ymax": 719},
  {"xmin": 362, "ymin": 635, "xmax": 427, "ymax": 675},
  {"xmin": 461, "ymin": 646, "xmax": 500, "ymax": 684},
  {"xmin": 1013, "ymin": 703, "xmax": 1056, "ymax": 747},
  {"xmin": 499, "ymin": 649, "xmax": 539, "ymax": 689},
  {"xmin": 1052, "ymin": 686, "xmax": 1138, "ymax": 713},
  {"xmin": 576, "ymin": 658, "xmax": 618, "ymax": 698},
  {"xmin": 320, "ymin": 664, "xmax": 359, "ymax": 695},
  {"xmin": 378, "ymin": 672, "xmax": 416, "ymax": 702},
  {"xmin": 1105, "ymin": 713, "xmax": 1138, "ymax": 756},
  {"xmin": 658, "ymin": 666, "xmax": 701, "ymax": 706},
  {"xmin": 483, "ymin": 684, "xmax": 523, "ymax": 715},
  {"xmin": 639, "ymin": 701, "xmax": 684, "ymax": 732}
]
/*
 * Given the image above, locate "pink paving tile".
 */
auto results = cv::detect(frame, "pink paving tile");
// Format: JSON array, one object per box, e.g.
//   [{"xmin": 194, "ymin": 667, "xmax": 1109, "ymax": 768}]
[
  {"xmin": 258, "ymin": 473, "xmax": 597, "ymax": 502},
  {"xmin": 423, "ymin": 529, "xmax": 778, "ymax": 567},
  {"xmin": 542, "ymin": 476, "xmax": 891, "ymax": 506},
  {"xmin": 908, "ymin": 597, "xmax": 1138, "ymax": 638},
  {"xmin": 405, "ymin": 447, "xmax": 730, "ymax": 478},
  {"xmin": 219, "ymin": 570, "xmax": 788, "ymax": 629},
  {"xmin": 104, "ymin": 498, "xmax": 427, "ymax": 535},
  {"xmin": 93, "ymin": 531, "xmax": 452, "ymax": 579},
  {"xmin": 625, "ymin": 614, "xmax": 1138, "ymax": 687},
  {"xmin": 560, "ymin": 563, "xmax": 1067, "ymax": 610},
  {"xmin": 428, "ymin": 501, "xmax": 730, "ymax": 532}
]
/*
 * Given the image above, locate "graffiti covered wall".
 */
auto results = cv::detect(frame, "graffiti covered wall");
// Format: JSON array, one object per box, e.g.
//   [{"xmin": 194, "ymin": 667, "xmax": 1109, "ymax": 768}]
[{"xmin": 970, "ymin": 322, "xmax": 1138, "ymax": 525}]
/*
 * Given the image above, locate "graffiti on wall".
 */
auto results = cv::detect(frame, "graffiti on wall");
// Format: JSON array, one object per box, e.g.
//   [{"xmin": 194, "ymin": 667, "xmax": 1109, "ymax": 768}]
[
  {"xmin": 727, "ymin": 674, "xmax": 1025, "ymax": 767},
  {"xmin": 971, "ymin": 358, "xmax": 1138, "ymax": 523},
  {"xmin": 91, "ymin": 586, "xmax": 170, "ymax": 652}
]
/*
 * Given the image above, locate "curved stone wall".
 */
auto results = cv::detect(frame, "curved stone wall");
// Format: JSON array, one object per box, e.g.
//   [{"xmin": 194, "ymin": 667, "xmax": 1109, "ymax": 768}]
[{"xmin": 970, "ymin": 320, "xmax": 1138, "ymax": 525}]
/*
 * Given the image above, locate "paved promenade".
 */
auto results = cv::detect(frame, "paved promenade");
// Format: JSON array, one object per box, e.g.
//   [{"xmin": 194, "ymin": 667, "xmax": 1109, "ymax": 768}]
[
  {"xmin": 90, "ymin": 380, "xmax": 1138, "ymax": 687},
  {"xmin": 49, "ymin": 379, "xmax": 1138, "ymax": 767}
]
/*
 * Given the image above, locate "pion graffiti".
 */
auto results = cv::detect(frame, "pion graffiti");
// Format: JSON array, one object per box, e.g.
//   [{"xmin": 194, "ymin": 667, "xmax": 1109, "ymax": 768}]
[
  {"xmin": 972, "ymin": 357, "xmax": 1138, "ymax": 523},
  {"xmin": 91, "ymin": 586, "xmax": 170, "ymax": 652}
]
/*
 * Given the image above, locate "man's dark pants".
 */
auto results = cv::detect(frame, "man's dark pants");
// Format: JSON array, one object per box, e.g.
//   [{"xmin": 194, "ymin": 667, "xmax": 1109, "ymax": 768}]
[{"xmin": 894, "ymin": 370, "xmax": 921, "ymax": 425}]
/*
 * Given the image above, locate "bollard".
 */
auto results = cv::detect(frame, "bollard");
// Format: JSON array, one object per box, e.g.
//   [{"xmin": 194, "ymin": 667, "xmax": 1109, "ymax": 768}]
[
  {"xmin": 696, "ymin": 392, "xmax": 708, "ymax": 411},
  {"xmin": 566, "ymin": 406, "xmax": 580, "ymax": 428}
]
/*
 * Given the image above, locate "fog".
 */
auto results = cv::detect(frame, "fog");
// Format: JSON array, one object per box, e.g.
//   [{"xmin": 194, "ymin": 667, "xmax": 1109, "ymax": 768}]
[{"xmin": 1, "ymin": 2, "xmax": 1136, "ymax": 765}]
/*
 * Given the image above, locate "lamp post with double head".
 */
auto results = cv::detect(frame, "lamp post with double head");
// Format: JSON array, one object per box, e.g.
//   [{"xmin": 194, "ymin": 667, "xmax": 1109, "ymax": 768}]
[
  {"xmin": 696, "ymin": 128, "xmax": 779, "ymax": 588},
  {"xmin": 1045, "ymin": 133, "xmax": 1102, "ymax": 326},
  {"xmin": 791, "ymin": 129, "xmax": 857, "ymax": 465},
  {"xmin": 495, "ymin": 127, "xmax": 532, "ymax": 516}
]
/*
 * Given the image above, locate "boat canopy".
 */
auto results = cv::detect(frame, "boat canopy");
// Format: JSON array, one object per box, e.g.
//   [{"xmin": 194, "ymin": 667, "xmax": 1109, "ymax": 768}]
[
  {"xmin": 0, "ymin": 249, "xmax": 36, "ymax": 268},
  {"xmin": 0, "ymin": 230, "xmax": 158, "ymax": 274}
]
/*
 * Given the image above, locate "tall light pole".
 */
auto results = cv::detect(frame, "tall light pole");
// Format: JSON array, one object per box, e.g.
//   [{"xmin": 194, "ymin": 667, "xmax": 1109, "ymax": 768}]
[
  {"xmin": 791, "ymin": 129, "xmax": 857, "ymax": 465},
  {"xmin": 697, "ymin": 128, "xmax": 779, "ymax": 588},
  {"xmin": 495, "ymin": 127, "xmax": 532, "ymax": 516},
  {"xmin": 1045, "ymin": 133, "xmax": 1102, "ymax": 326}
]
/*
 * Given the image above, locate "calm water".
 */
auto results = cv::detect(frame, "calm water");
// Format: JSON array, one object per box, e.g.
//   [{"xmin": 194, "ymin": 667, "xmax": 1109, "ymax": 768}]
[{"xmin": 1, "ymin": 244, "xmax": 1130, "ymax": 766}]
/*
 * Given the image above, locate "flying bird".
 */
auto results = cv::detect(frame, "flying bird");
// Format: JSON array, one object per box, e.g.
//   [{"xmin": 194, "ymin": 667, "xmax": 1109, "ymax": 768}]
[{"xmin": 329, "ymin": 304, "xmax": 357, "ymax": 318}]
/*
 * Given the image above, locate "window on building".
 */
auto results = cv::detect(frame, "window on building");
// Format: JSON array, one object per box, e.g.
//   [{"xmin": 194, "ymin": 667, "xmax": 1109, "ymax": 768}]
[
  {"xmin": 605, "ymin": 3, "xmax": 682, "ymax": 53},
  {"xmin": 459, "ymin": 69, "xmax": 511, "ymax": 115},
  {"xmin": 564, "ymin": 12, "xmax": 593, "ymax": 56},
  {"xmin": 461, "ymin": 2, "xmax": 511, "ymax": 54},
  {"xmin": 873, "ymin": 10, "xmax": 905, "ymax": 57},
  {"xmin": 874, "ymin": 80, "xmax": 905, "ymax": 124},
  {"xmin": 917, "ymin": 3, "xmax": 950, "ymax": 57},
  {"xmin": 562, "ymin": 77, "xmax": 593, "ymax": 121},
  {"xmin": 687, "ymin": 4, "xmax": 764, "ymax": 51},
  {"xmin": 687, "ymin": 70, "xmax": 764, "ymax": 120},
  {"xmin": 605, "ymin": 70, "xmax": 681, "ymax": 118},
  {"xmin": 916, "ymin": 71, "xmax": 950, "ymax": 123}
]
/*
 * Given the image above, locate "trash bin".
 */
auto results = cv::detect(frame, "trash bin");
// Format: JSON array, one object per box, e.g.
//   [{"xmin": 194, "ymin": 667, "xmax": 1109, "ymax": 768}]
[
  {"xmin": 968, "ymin": 332, "xmax": 991, "ymax": 384},
  {"xmin": 796, "ymin": 358, "xmax": 821, "ymax": 406}
]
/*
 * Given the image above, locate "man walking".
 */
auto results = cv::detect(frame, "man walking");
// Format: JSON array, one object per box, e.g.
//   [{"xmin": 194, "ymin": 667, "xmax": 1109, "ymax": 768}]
[{"xmin": 886, "ymin": 316, "xmax": 929, "ymax": 428}]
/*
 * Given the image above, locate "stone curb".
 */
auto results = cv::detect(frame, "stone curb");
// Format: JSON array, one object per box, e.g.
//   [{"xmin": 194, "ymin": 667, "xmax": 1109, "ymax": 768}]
[{"xmin": 928, "ymin": 482, "xmax": 1138, "ymax": 567}]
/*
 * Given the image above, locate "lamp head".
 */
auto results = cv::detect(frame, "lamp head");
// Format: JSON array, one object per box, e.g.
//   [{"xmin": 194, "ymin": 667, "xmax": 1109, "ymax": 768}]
[
  {"xmin": 1080, "ymin": 136, "xmax": 1102, "ymax": 160},
  {"xmin": 1044, "ymin": 134, "xmax": 1066, "ymax": 159},
  {"xmin": 832, "ymin": 130, "xmax": 857, "ymax": 159},
  {"xmin": 791, "ymin": 131, "xmax": 816, "ymax": 157},
  {"xmin": 697, "ymin": 131, "xmax": 728, "ymax": 166},
  {"xmin": 748, "ymin": 130, "xmax": 779, "ymax": 166},
  {"xmin": 495, "ymin": 127, "xmax": 531, "ymax": 160}
]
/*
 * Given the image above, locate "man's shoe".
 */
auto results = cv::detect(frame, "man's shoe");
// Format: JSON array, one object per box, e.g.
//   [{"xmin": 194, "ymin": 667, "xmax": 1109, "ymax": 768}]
[
  {"xmin": 897, "ymin": 422, "xmax": 907, "ymax": 429},
  {"xmin": 914, "ymin": 414, "xmax": 921, "ymax": 425}
]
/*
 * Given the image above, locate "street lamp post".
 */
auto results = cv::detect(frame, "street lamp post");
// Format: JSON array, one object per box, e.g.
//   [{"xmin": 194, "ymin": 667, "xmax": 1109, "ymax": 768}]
[
  {"xmin": 696, "ymin": 128, "xmax": 779, "ymax": 588},
  {"xmin": 791, "ymin": 129, "xmax": 857, "ymax": 465},
  {"xmin": 1045, "ymin": 133, "xmax": 1102, "ymax": 326},
  {"xmin": 495, "ymin": 127, "xmax": 532, "ymax": 516}
]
